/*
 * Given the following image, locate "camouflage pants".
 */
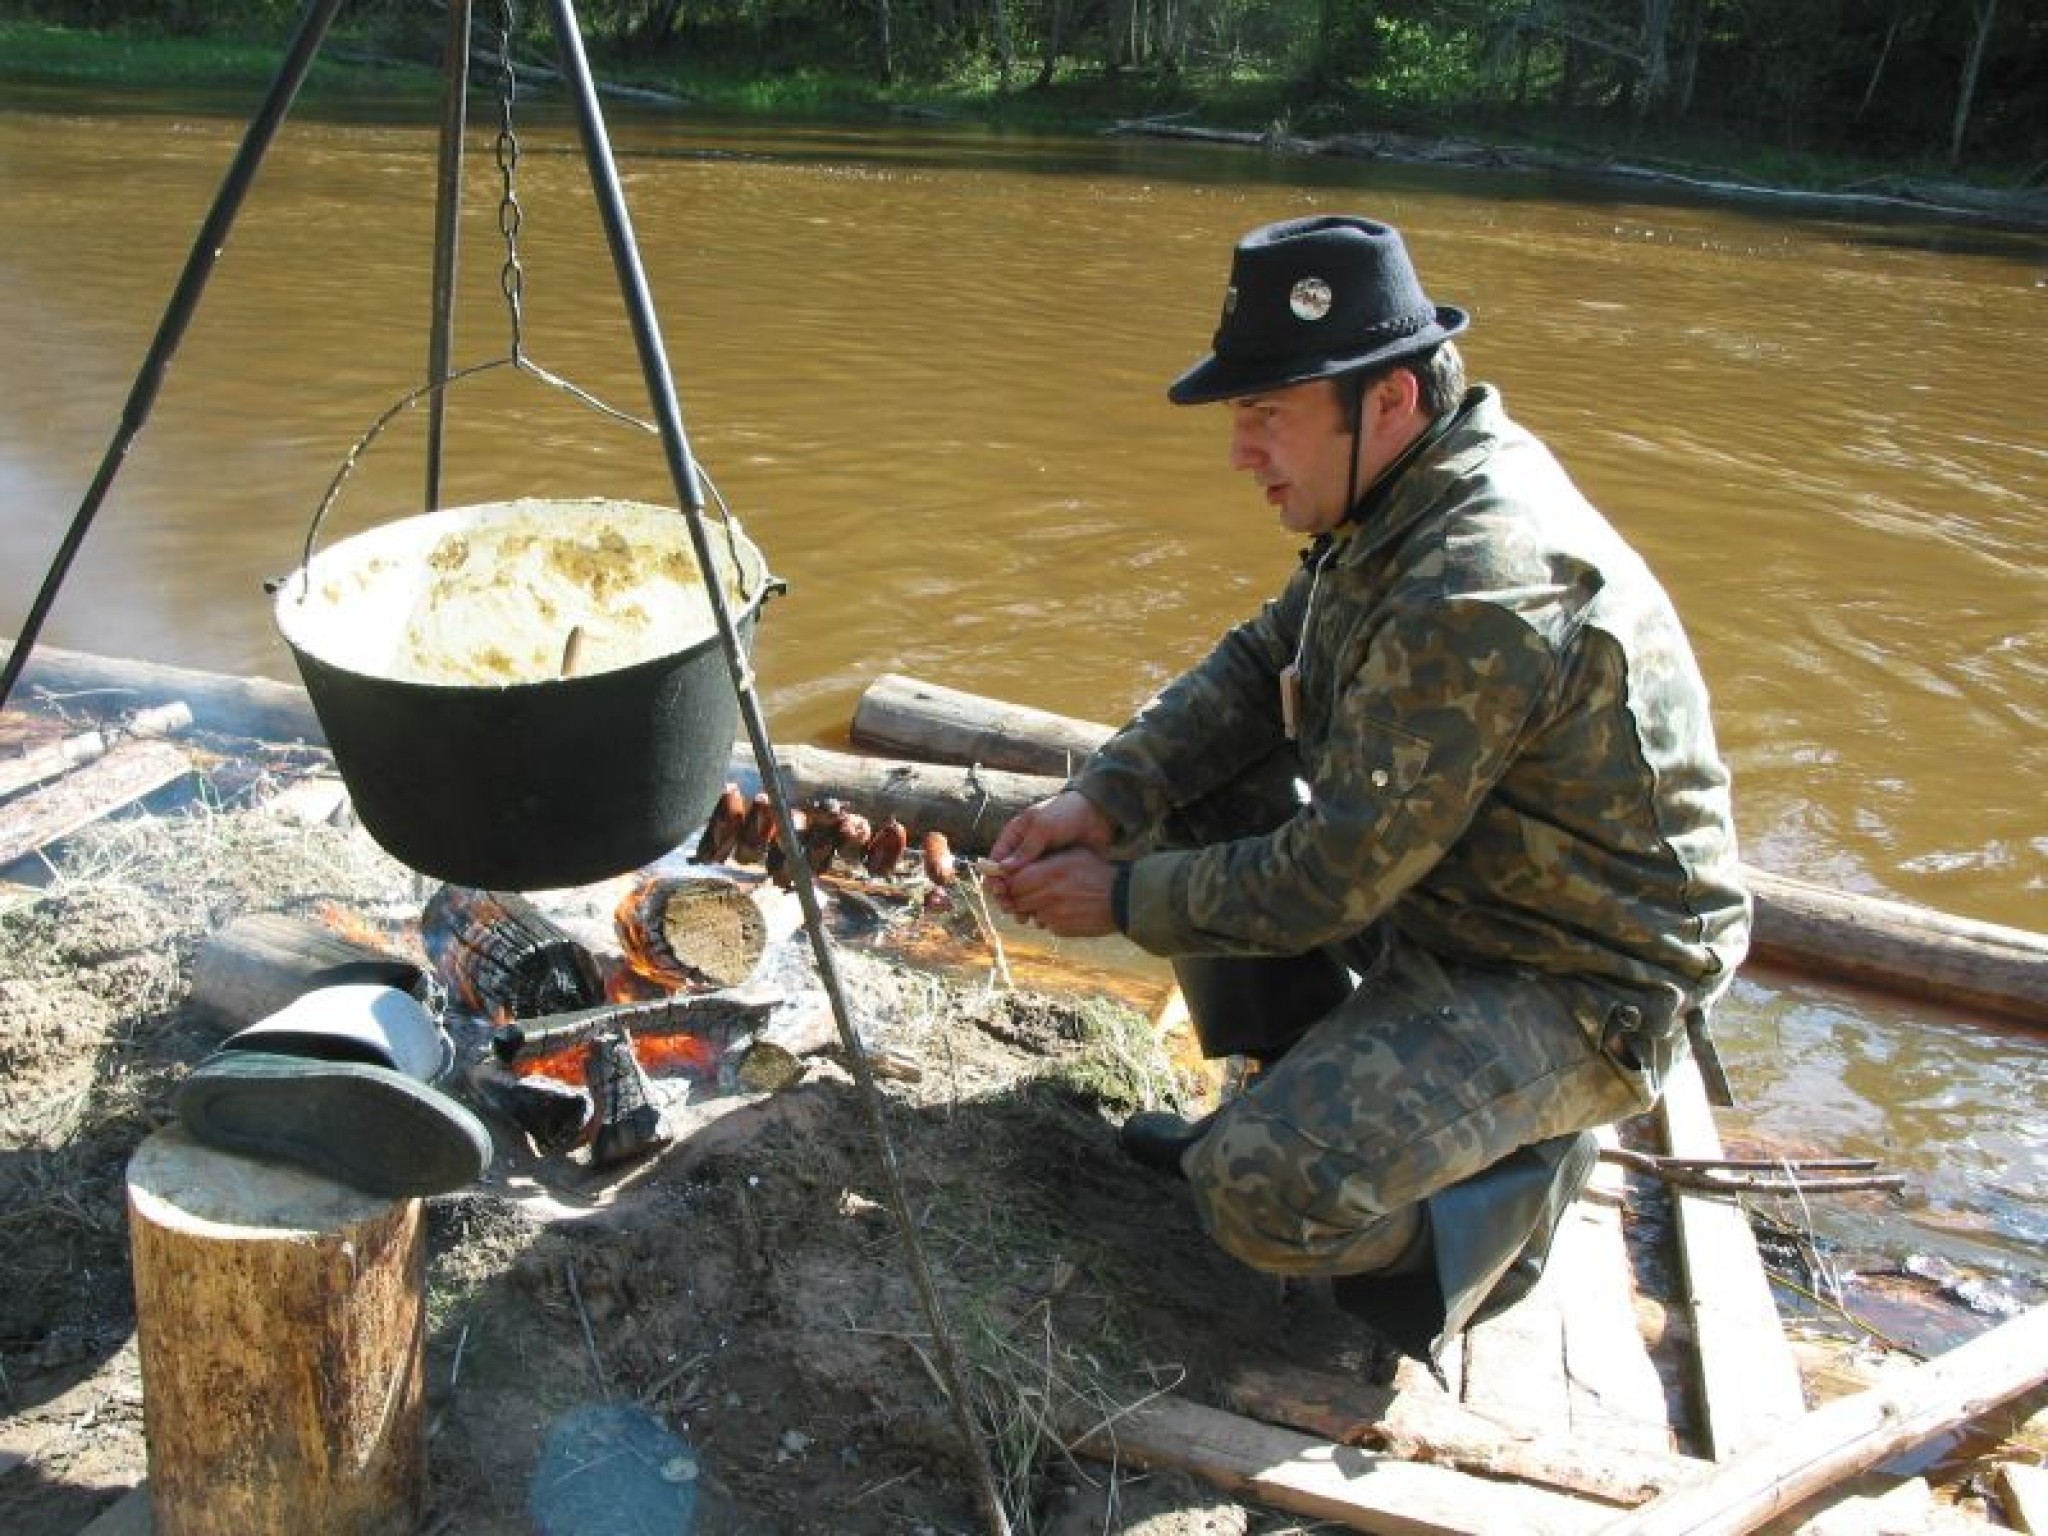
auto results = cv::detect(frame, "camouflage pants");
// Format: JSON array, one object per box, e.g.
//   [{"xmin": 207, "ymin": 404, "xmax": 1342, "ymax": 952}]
[{"xmin": 1178, "ymin": 931, "xmax": 1656, "ymax": 1278}]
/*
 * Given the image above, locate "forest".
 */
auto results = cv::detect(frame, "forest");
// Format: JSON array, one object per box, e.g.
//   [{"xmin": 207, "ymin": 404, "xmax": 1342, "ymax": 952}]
[{"xmin": 6, "ymin": 0, "xmax": 2044, "ymax": 176}]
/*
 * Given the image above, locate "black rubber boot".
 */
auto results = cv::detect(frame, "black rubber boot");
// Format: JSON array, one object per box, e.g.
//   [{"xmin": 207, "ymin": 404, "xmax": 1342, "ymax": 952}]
[
  {"xmin": 1117, "ymin": 1109, "xmax": 1215, "ymax": 1178},
  {"xmin": 176, "ymin": 983, "xmax": 491, "ymax": 1198}
]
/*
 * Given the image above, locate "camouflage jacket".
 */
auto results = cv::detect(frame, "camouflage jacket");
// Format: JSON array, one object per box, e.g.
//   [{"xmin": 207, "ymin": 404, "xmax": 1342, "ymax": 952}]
[{"xmin": 1074, "ymin": 385, "xmax": 1750, "ymax": 1019}]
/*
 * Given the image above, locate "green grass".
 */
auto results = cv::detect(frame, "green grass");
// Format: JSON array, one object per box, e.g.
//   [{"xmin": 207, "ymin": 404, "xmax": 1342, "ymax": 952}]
[{"xmin": 0, "ymin": 20, "xmax": 438, "ymax": 97}]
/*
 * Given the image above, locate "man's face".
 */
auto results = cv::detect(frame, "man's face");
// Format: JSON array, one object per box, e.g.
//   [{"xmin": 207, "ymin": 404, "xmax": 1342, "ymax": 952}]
[{"xmin": 1225, "ymin": 379, "xmax": 1359, "ymax": 537}]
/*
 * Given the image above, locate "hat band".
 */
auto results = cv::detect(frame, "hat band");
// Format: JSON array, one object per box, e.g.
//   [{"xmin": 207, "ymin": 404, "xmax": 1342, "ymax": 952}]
[{"xmin": 1219, "ymin": 304, "xmax": 1435, "ymax": 362}]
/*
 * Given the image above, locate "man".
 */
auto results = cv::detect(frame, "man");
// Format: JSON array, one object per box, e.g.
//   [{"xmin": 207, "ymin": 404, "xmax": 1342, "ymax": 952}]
[{"xmin": 988, "ymin": 214, "xmax": 1749, "ymax": 1359}]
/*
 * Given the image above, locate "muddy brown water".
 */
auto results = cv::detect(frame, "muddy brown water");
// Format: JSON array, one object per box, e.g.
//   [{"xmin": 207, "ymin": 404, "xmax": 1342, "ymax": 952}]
[{"xmin": 1, "ymin": 97, "xmax": 2043, "ymax": 1282}]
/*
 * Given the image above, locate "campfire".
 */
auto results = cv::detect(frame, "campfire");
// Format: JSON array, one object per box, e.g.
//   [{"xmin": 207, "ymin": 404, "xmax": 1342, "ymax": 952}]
[{"xmin": 392, "ymin": 787, "xmax": 978, "ymax": 1175}]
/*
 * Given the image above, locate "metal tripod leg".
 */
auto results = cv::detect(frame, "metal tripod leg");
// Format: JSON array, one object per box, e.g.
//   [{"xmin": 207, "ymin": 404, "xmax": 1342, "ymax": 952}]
[
  {"xmin": 539, "ymin": 8, "xmax": 1010, "ymax": 1531},
  {"xmin": 0, "ymin": 0, "xmax": 349, "ymax": 713}
]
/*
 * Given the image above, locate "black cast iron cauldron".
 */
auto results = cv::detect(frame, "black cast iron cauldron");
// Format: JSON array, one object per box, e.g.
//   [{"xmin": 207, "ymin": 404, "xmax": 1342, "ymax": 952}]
[{"xmin": 275, "ymin": 498, "xmax": 777, "ymax": 891}]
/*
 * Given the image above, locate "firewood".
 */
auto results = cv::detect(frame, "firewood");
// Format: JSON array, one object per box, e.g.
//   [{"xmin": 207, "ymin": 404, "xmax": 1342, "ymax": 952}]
[{"xmin": 188, "ymin": 911, "xmax": 421, "ymax": 1032}]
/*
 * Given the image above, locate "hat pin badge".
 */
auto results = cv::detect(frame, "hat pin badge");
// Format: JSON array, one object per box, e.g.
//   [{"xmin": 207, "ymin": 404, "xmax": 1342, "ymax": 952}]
[{"xmin": 1289, "ymin": 277, "xmax": 1333, "ymax": 321}]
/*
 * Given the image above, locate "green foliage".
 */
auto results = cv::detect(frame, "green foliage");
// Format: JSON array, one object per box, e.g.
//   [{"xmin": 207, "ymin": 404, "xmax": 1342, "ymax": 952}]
[{"xmin": 4, "ymin": 0, "xmax": 2042, "ymax": 173}]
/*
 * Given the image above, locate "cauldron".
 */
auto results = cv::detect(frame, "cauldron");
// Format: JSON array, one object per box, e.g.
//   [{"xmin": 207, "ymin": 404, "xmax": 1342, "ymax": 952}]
[{"xmin": 275, "ymin": 498, "xmax": 776, "ymax": 891}]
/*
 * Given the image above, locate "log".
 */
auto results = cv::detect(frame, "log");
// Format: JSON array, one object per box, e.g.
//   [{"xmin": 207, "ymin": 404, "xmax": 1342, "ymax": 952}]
[
  {"xmin": 772, "ymin": 742, "xmax": 1053, "ymax": 852},
  {"xmin": 849, "ymin": 673, "xmax": 2048, "ymax": 1027},
  {"xmin": 2, "ymin": 643, "xmax": 324, "ymax": 744},
  {"xmin": 1599, "ymin": 1304, "xmax": 2048, "ymax": 1536},
  {"xmin": 0, "ymin": 700, "xmax": 192, "ymax": 799},
  {"xmin": 188, "ymin": 911, "xmax": 423, "ymax": 1034},
  {"xmin": 127, "ymin": 1124, "xmax": 426, "ymax": 1535}
]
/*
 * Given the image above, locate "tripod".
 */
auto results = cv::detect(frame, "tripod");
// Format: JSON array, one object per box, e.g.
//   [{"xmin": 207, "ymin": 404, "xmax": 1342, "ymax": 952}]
[{"xmin": 1, "ymin": 5, "xmax": 1008, "ymax": 1527}]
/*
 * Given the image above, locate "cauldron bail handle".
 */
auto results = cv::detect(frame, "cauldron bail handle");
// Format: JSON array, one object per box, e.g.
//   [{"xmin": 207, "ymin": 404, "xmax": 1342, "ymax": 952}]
[{"xmin": 289, "ymin": 351, "xmax": 682, "ymax": 596}]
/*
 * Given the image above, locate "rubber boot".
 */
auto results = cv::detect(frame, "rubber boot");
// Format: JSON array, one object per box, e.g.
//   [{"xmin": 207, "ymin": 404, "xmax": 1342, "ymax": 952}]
[
  {"xmin": 175, "ymin": 983, "xmax": 492, "ymax": 1199},
  {"xmin": 1330, "ymin": 1130, "xmax": 1598, "ymax": 1363}
]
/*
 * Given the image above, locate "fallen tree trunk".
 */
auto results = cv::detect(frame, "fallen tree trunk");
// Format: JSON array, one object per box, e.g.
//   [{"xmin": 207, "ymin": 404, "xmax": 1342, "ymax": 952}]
[
  {"xmin": 1599, "ymin": 1303, "xmax": 2048, "ymax": 1536},
  {"xmin": 849, "ymin": 673, "xmax": 2048, "ymax": 1027},
  {"xmin": 2, "ymin": 643, "xmax": 325, "ymax": 745}
]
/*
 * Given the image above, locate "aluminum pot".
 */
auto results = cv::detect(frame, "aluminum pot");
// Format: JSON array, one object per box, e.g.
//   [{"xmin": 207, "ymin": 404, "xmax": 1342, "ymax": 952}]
[{"xmin": 275, "ymin": 498, "xmax": 776, "ymax": 891}]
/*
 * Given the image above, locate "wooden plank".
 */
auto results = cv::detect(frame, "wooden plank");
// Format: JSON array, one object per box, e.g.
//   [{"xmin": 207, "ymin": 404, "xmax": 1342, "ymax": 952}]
[
  {"xmin": 1067, "ymin": 1391, "xmax": 1611, "ymax": 1534},
  {"xmin": 1603, "ymin": 1305, "xmax": 2048, "ymax": 1535},
  {"xmin": 1660, "ymin": 1053, "xmax": 1806, "ymax": 1461},
  {"xmin": 1461, "ymin": 1168, "xmax": 1677, "ymax": 1461},
  {"xmin": 1225, "ymin": 1364, "xmax": 1706, "ymax": 1508},
  {"xmin": 1998, "ymin": 1460, "xmax": 2048, "ymax": 1534},
  {"xmin": 0, "ymin": 737, "xmax": 195, "ymax": 868}
]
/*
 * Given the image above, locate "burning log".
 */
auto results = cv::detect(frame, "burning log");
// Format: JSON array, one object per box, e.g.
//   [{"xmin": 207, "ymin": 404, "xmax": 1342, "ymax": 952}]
[
  {"xmin": 694, "ymin": 782, "xmax": 746, "ymax": 862},
  {"xmin": 422, "ymin": 885, "xmax": 604, "ymax": 1020},
  {"xmin": 464, "ymin": 1059, "xmax": 590, "ymax": 1154},
  {"xmin": 488, "ymin": 990, "xmax": 785, "ymax": 1068},
  {"xmin": 611, "ymin": 875, "xmax": 767, "ymax": 989},
  {"xmin": 586, "ymin": 1031, "xmax": 667, "ymax": 1167}
]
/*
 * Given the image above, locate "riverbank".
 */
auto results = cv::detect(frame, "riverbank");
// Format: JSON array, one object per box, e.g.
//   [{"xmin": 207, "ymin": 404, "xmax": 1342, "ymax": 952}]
[{"xmin": 8, "ymin": 18, "xmax": 2048, "ymax": 232}]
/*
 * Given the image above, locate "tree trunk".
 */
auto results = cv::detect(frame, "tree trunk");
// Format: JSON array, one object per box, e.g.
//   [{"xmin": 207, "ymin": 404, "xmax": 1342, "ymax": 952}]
[
  {"xmin": 990, "ymin": 0, "xmax": 1015, "ymax": 92},
  {"xmin": 876, "ymin": 0, "xmax": 896, "ymax": 83},
  {"xmin": 1857, "ymin": 9, "xmax": 1901, "ymax": 119},
  {"xmin": 1947, "ymin": 0, "xmax": 1998, "ymax": 167},
  {"xmin": 128, "ymin": 1126, "xmax": 427, "ymax": 1535},
  {"xmin": 1034, "ymin": 0, "xmax": 1067, "ymax": 87}
]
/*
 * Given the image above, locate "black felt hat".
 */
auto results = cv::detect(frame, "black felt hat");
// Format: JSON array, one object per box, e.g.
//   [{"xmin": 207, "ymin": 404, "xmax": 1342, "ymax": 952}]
[{"xmin": 1168, "ymin": 215, "xmax": 1469, "ymax": 405}]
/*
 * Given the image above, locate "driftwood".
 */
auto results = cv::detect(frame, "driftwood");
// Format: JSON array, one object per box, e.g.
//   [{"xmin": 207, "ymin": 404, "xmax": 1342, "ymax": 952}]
[
  {"xmin": 1600, "ymin": 1303, "xmax": 2048, "ymax": 1536},
  {"xmin": 849, "ymin": 673, "xmax": 2048, "ymax": 1027}
]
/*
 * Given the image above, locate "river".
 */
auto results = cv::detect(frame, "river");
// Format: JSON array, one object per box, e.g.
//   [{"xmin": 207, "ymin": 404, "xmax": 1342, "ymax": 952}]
[{"xmin": 1, "ymin": 92, "xmax": 2043, "ymax": 1285}]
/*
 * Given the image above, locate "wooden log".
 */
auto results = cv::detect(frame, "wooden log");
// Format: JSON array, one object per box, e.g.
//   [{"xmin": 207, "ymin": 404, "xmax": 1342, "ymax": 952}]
[
  {"xmin": 2, "ymin": 643, "xmax": 325, "ymax": 745},
  {"xmin": 772, "ymin": 743, "xmax": 1053, "ymax": 853},
  {"xmin": 0, "ymin": 700, "xmax": 192, "ymax": 800},
  {"xmin": 126, "ymin": 1124, "xmax": 426, "ymax": 1535},
  {"xmin": 850, "ymin": 672, "xmax": 1107, "ymax": 778},
  {"xmin": 1065, "ymin": 1391, "xmax": 1611, "ymax": 1533},
  {"xmin": 1599, "ymin": 1304, "xmax": 2048, "ymax": 1536},
  {"xmin": 849, "ymin": 673, "xmax": 2048, "ymax": 1027},
  {"xmin": 188, "ymin": 911, "xmax": 422, "ymax": 1033},
  {"xmin": 0, "ymin": 737, "xmax": 195, "ymax": 869}
]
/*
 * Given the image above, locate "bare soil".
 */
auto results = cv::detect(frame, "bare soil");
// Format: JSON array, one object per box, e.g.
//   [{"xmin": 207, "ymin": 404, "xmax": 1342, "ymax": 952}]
[{"xmin": 0, "ymin": 793, "xmax": 1378, "ymax": 1535}]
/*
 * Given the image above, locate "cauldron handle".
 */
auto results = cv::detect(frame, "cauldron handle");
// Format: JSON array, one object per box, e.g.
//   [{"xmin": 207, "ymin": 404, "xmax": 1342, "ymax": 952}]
[{"xmin": 286, "ymin": 354, "xmax": 764, "ymax": 608}]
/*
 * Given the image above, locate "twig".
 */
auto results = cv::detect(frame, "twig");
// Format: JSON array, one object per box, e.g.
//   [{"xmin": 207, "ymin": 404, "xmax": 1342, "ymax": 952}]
[
  {"xmin": 563, "ymin": 1259, "xmax": 611, "ymax": 1399},
  {"xmin": 449, "ymin": 1323, "xmax": 469, "ymax": 1391},
  {"xmin": 1600, "ymin": 1144, "xmax": 1904, "ymax": 1196}
]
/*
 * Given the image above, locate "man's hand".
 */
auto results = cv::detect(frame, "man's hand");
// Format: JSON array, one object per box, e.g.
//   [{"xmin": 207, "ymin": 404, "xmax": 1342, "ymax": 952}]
[
  {"xmin": 988, "ymin": 789, "xmax": 1113, "ymax": 866},
  {"xmin": 990, "ymin": 848, "xmax": 1120, "ymax": 938},
  {"xmin": 985, "ymin": 791, "xmax": 1121, "ymax": 937}
]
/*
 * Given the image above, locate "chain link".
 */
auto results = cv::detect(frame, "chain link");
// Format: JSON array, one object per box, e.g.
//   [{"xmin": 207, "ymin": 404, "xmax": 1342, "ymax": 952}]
[{"xmin": 494, "ymin": 0, "xmax": 527, "ymax": 362}]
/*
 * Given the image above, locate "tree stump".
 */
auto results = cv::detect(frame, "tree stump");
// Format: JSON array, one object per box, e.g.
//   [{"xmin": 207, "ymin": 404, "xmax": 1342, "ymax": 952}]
[{"xmin": 126, "ymin": 1124, "xmax": 426, "ymax": 1536}]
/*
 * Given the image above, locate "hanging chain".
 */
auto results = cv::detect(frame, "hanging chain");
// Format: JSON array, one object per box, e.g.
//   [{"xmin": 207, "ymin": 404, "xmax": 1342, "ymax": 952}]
[{"xmin": 494, "ymin": 0, "xmax": 528, "ymax": 363}]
